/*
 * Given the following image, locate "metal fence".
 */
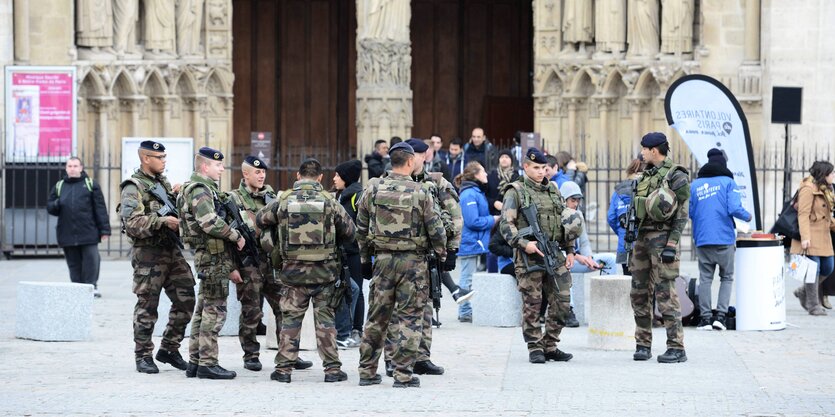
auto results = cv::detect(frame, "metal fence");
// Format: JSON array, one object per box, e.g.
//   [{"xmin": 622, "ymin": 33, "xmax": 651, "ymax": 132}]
[{"xmin": 1, "ymin": 135, "xmax": 831, "ymax": 259}]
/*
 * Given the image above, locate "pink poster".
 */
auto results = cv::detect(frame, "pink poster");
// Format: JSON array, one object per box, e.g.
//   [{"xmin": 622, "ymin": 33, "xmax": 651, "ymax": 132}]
[{"xmin": 5, "ymin": 67, "xmax": 76, "ymax": 161}]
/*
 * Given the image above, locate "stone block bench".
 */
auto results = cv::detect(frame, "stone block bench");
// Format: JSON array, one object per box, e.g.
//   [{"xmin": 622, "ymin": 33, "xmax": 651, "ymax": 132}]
[
  {"xmin": 16, "ymin": 282, "xmax": 94, "ymax": 341},
  {"xmin": 587, "ymin": 275, "xmax": 635, "ymax": 350},
  {"xmin": 471, "ymin": 272, "xmax": 522, "ymax": 327}
]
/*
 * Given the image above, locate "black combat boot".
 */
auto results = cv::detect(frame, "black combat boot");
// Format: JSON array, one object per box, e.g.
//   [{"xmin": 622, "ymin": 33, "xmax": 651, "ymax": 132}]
[
  {"xmin": 657, "ymin": 348, "xmax": 687, "ymax": 363},
  {"xmin": 270, "ymin": 371, "xmax": 291, "ymax": 383},
  {"xmin": 294, "ymin": 358, "xmax": 313, "ymax": 370},
  {"xmin": 565, "ymin": 307, "xmax": 580, "ymax": 328},
  {"xmin": 324, "ymin": 370, "xmax": 348, "ymax": 383},
  {"xmin": 359, "ymin": 374, "xmax": 383, "ymax": 386},
  {"xmin": 136, "ymin": 357, "xmax": 159, "ymax": 374},
  {"xmin": 633, "ymin": 345, "xmax": 652, "ymax": 361},
  {"xmin": 155, "ymin": 349, "xmax": 188, "ymax": 370},
  {"xmin": 544, "ymin": 349, "xmax": 573, "ymax": 362},
  {"xmin": 244, "ymin": 358, "xmax": 262, "ymax": 371},
  {"xmin": 385, "ymin": 360, "xmax": 394, "ymax": 377},
  {"xmin": 197, "ymin": 365, "xmax": 237, "ymax": 379},
  {"xmin": 413, "ymin": 360, "xmax": 445, "ymax": 375},
  {"xmin": 185, "ymin": 362, "xmax": 198, "ymax": 378},
  {"xmin": 392, "ymin": 376, "xmax": 420, "ymax": 388},
  {"xmin": 528, "ymin": 350, "xmax": 546, "ymax": 364}
]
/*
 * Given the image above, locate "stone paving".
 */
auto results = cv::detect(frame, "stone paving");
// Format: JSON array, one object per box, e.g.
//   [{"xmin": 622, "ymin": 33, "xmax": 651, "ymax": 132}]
[{"xmin": 0, "ymin": 258, "xmax": 833, "ymax": 416}]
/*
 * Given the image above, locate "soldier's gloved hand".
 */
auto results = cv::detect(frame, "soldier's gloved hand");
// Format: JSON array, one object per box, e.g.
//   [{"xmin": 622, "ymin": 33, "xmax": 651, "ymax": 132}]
[
  {"xmin": 443, "ymin": 250, "xmax": 458, "ymax": 272},
  {"xmin": 660, "ymin": 247, "xmax": 677, "ymax": 263},
  {"xmin": 229, "ymin": 269, "xmax": 243, "ymax": 284},
  {"xmin": 361, "ymin": 262, "xmax": 373, "ymax": 280}
]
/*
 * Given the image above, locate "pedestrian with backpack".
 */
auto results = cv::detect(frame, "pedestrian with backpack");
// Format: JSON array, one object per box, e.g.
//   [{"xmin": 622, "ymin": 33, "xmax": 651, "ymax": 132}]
[
  {"xmin": 607, "ymin": 158, "xmax": 645, "ymax": 275},
  {"xmin": 46, "ymin": 157, "xmax": 111, "ymax": 297}
]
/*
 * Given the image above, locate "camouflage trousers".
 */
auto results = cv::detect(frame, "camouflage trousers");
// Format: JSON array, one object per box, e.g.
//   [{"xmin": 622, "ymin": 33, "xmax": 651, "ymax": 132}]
[
  {"xmin": 516, "ymin": 265, "xmax": 571, "ymax": 353},
  {"xmin": 131, "ymin": 246, "xmax": 195, "ymax": 359},
  {"xmin": 384, "ymin": 297, "xmax": 433, "ymax": 362},
  {"xmin": 629, "ymin": 230, "xmax": 684, "ymax": 349},
  {"xmin": 236, "ymin": 265, "xmax": 283, "ymax": 360},
  {"xmin": 358, "ymin": 252, "xmax": 428, "ymax": 384},
  {"xmin": 274, "ymin": 283, "xmax": 341, "ymax": 375},
  {"xmin": 188, "ymin": 252, "xmax": 231, "ymax": 367}
]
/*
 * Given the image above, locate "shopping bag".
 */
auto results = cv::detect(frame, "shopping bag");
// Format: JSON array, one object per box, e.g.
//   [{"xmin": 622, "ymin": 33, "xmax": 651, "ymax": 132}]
[
  {"xmin": 787, "ymin": 254, "xmax": 817, "ymax": 284},
  {"xmin": 770, "ymin": 191, "xmax": 801, "ymax": 240}
]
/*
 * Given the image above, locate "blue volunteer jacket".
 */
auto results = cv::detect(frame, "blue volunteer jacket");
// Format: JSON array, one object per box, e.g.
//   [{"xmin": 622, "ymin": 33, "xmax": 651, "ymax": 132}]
[
  {"xmin": 607, "ymin": 179, "xmax": 633, "ymax": 256},
  {"xmin": 689, "ymin": 175, "xmax": 751, "ymax": 246},
  {"xmin": 458, "ymin": 181, "xmax": 494, "ymax": 256}
]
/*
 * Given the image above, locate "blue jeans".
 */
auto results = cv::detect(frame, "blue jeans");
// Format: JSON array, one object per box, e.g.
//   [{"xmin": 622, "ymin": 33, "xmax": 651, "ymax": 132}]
[
  {"xmin": 335, "ymin": 278, "xmax": 361, "ymax": 339},
  {"xmin": 458, "ymin": 254, "xmax": 480, "ymax": 317},
  {"xmin": 807, "ymin": 255, "xmax": 835, "ymax": 278},
  {"xmin": 569, "ymin": 252, "xmax": 617, "ymax": 307}
]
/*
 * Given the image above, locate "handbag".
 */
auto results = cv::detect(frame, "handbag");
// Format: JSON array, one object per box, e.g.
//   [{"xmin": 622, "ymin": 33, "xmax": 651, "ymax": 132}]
[{"xmin": 771, "ymin": 191, "xmax": 800, "ymax": 240}]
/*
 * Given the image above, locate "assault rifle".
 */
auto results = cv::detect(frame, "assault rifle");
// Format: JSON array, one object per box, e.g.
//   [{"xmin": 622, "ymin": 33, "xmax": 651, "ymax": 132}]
[
  {"xmin": 223, "ymin": 199, "xmax": 261, "ymax": 268},
  {"xmin": 427, "ymin": 252, "xmax": 443, "ymax": 327},
  {"xmin": 148, "ymin": 183, "xmax": 184, "ymax": 249},
  {"xmin": 623, "ymin": 180, "xmax": 640, "ymax": 265},
  {"xmin": 517, "ymin": 203, "xmax": 562, "ymax": 291},
  {"xmin": 331, "ymin": 245, "xmax": 353, "ymax": 309}
]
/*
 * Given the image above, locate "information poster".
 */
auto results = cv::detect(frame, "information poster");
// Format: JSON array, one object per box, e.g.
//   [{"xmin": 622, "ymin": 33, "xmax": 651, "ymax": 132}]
[
  {"xmin": 122, "ymin": 138, "xmax": 195, "ymax": 186},
  {"xmin": 4, "ymin": 66, "xmax": 77, "ymax": 162}
]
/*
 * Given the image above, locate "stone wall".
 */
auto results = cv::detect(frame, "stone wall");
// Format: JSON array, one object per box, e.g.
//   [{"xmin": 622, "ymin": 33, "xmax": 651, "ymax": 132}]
[{"xmin": 0, "ymin": 0, "xmax": 12, "ymax": 131}]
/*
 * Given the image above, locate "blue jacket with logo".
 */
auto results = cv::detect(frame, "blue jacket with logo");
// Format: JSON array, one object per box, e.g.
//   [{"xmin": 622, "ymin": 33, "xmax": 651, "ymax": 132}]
[
  {"xmin": 689, "ymin": 173, "xmax": 752, "ymax": 247},
  {"xmin": 458, "ymin": 180, "xmax": 495, "ymax": 256},
  {"xmin": 607, "ymin": 178, "xmax": 634, "ymax": 256}
]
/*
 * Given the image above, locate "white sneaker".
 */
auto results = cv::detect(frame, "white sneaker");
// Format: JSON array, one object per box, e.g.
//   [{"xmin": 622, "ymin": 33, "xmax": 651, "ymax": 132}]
[
  {"xmin": 696, "ymin": 318, "xmax": 712, "ymax": 330},
  {"xmin": 452, "ymin": 288, "xmax": 475, "ymax": 304}
]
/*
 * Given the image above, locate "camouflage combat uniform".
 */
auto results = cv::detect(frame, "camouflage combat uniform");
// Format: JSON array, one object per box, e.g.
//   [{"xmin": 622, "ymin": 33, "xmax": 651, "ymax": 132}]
[
  {"xmin": 499, "ymin": 175, "xmax": 575, "ymax": 355},
  {"xmin": 356, "ymin": 172, "xmax": 447, "ymax": 384},
  {"xmin": 629, "ymin": 158, "xmax": 690, "ymax": 350},
  {"xmin": 228, "ymin": 180, "xmax": 278, "ymax": 361},
  {"xmin": 120, "ymin": 170, "xmax": 195, "ymax": 361},
  {"xmin": 255, "ymin": 179, "xmax": 355, "ymax": 377},
  {"xmin": 384, "ymin": 171, "xmax": 461, "ymax": 363},
  {"xmin": 179, "ymin": 173, "xmax": 241, "ymax": 367}
]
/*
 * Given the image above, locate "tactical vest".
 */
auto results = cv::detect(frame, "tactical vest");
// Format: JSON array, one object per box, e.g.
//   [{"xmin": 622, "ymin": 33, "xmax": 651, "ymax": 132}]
[
  {"xmin": 118, "ymin": 173, "xmax": 176, "ymax": 247},
  {"xmin": 368, "ymin": 176, "xmax": 430, "ymax": 252},
  {"xmin": 229, "ymin": 183, "xmax": 275, "ymax": 238},
  {"xmin": 506, "ymin": 178, "xmax": 565, "ymax": 243},
  {"xmin": 272, "ymin": 183, "xmax": 338, "ymax": 265},
  {"xmin": 634, "ymin": 159, "xmax": 687, "ymax": 229},
  {"xmin": 178, "ymin": 180, "xmax": 226, "ymax": 253}
]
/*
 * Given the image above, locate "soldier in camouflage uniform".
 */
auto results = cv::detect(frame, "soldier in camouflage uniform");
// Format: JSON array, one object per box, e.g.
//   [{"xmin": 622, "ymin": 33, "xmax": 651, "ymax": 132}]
[
  {"xmin": 382, "ymin": 138, "xmax": 461, "ymax": 377},
  {"xmin": 499, "ymin": 148, "xmax": 576, "ymax": 364},
  {"xmin": 256, "ymin": 158, "xmax": 356, "ymax": 384},
  {"xmin": 120, "ymin": 140, "xmax": 194, "ymax": 374},
  {"xmin": 356, "ymin": 142, "xmax": 447, "ymax": 388},
  {"xmin": 179, "ymin": 147, "xmax": 245, "ymax": 380},
  {"xmin": 629, "ymin": 132, "xmax": 690, "ymax": 363}
]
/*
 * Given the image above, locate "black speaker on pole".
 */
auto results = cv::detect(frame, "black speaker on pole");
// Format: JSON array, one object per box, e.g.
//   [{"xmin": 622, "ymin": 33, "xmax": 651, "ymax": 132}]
[{"xmin": 771, "ymin": 87, "xmax": 802, "ymax": 124}]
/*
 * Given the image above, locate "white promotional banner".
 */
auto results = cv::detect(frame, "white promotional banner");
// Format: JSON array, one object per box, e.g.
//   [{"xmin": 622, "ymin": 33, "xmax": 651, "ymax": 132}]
[
  {"xmin": 665, "ymin": 74, "xmax": 761, "ymax": 230},
  {"xmin": 122, "ymin": 138, "xmax": 194, "ymax": 186}
]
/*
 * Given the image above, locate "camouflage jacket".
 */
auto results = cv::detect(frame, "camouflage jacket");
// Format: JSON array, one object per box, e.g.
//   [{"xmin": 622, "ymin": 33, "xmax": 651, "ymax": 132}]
[
  {"xmin": 500, "ymin": 175, "xmax": 576, "ymax": 266},
  {"xmin": 256, "ymin": 179, "xmax": 356, "ymax": 286},
  {"xmin": 355, "ymin": 172, "xmax": 447, "ymax": 263},
  {"xmin": 228, "ymin": 180, "xmax": 276, "ymax": 239},
  {"xmin": 179, "ymin": 173, "xmax": 240, "ymax": 266},
  {"xmin": 414, "ymin": 171, "xmax": 462, "ymax": 252},
  {"xmin": 119, "ymin": 169, "xmax": 178, "ymax": 248},
  {"xmin": 635, "ymin": 158, "xmax": 690, "ymax": 246}
]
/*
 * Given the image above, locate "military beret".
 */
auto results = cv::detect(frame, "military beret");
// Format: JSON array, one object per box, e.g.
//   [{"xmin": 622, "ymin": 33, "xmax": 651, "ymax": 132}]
[
  {"xmin": 198, "ymin": 146, "xmax": 224, "ymax": 161},
  {"xmin": 640, "ymin": 132, "xmax": 667, "ymax": 148},
  {"xmin": 139, "ymin": 140, "xmax": 165, "ymax": 152},
  {"xmin": 244, "ymin": 155, "xmax": 268, "ymax": 169},
  {"xmin": 525, "ymin": 147, "xmax": 547, "ymax": 164},
  {"xmin": 389, "ymin": 141, "xmax": 415, "ymax": 155},
  {"xmin": 405, "ymin": 138, "xmax": 429, "ymax": 153}
]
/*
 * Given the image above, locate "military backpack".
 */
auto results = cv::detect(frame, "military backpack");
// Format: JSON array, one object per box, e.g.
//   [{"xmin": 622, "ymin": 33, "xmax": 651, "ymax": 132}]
[{"xmin": 271, "ymin": 186, "xmax": 338, "ymax": 266}]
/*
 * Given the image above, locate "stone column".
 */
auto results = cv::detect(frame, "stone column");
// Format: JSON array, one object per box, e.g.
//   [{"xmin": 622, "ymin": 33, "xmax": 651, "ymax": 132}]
[
  {"xmin": 533, "ymin": 0, "xmax": 564, "ymax": 154},
  {"xmin": 355, "ymin": 0, "xmax": 413, "ymax": 169},
  {"xmin": 87, "ymin": 96, "xmax": 118, "ymax": 209},
  {"xmin": 26, "ymin": 0, "xmax": 73, "ymax": 65},
  {"xmin": 12, "ymin": 0, "xmax": 27, "ymax": 62},
  {"xmin": 628, "ymin": 98, "xmax": 650, "ymax": 151},
  {"xmin": 744, "ymin": 0, "xmax": 761, "ymax": 63}
]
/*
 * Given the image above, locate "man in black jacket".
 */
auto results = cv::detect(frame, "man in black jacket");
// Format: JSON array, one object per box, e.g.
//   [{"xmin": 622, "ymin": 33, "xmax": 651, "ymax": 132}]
[
  {"xmin": 333, "ymin": 159, "xmax": 363, "ymax": 348},
  {"xmin": 365, "ymin": 140, "xmax": 389, "ymax": 179},
  {"xmin": 47, "ymin": 157, "xmax": 111, "ymax": 297}
]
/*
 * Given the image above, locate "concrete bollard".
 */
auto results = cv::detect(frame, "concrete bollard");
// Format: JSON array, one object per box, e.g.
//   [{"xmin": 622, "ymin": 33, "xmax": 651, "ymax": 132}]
[
  {"xmin": 471, "ymin": 272, "xmax": 523, "ymax": 327},
  {"xmin": 587, "ymin": 275, "xmax": 635, "ymax": 350},
  {"xmin": 16, "ymin": 282, "xmax": 94, "ymax": 341}
]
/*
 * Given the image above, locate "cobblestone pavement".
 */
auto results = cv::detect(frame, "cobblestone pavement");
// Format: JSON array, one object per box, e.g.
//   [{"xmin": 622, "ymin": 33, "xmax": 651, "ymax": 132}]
[{"xmin": 0, "ymin": 258, "xmax": 833, "ymax": 416}]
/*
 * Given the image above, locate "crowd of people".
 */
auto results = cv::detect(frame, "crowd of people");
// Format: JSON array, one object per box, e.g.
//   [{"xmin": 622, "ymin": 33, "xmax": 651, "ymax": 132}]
[{"xmin": 49, "ymin": 128, "xmax": 834, "ymax": 388}]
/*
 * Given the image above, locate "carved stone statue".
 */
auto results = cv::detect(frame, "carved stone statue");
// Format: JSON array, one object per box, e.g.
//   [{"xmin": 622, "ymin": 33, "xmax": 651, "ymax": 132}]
[
  {"xmin": 627, "ymin": 0, "xmax": 660, "ymax": 58},
  {"xmin": 144, "ymin": 0, "xmax": 176, "ymax": 56},
  {"xmin": 562, "ymin": 0, "xmax": 593, "ymax": 55},
  {"xmin": 357, "ymin": 0, "xmax": 410, "ymax": 42},
  {"xmin": 661, "ymin": 0, "xmax": 695, "ymax": 54},
  {"xmin": 113, "ymin": 0, "xmax": 139, "ymax": 56},
  {"xmin": 176, "ymin": 0, "xmax": 204, "ymax": 57},
  {"xmin": 76, "ymin": 0, "xmax": 114, "ymax": 51},
  {"xmin": 594, "ymin": 0, "xmax": 626, "ymax": 55}
]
